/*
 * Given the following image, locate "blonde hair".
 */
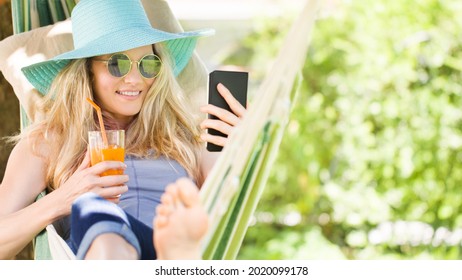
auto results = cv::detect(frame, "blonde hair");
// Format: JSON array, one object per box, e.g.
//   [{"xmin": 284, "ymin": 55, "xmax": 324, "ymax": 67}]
[{"xmin": 22, "ymin": 43, "xmax": 203, "ymax": 191}]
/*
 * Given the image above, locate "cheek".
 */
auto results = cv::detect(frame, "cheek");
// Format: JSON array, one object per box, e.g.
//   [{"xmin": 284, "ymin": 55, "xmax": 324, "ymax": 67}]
[
  {"xmin": 91, "ymin": 63, "xmax": 109, "ymax": 96},
  {"xmin": 92, "ymin": 73, "xmax": 116, "ymax": 101},
  {"xmin": 145, "ymin": 78, "xmax": 155, "ymax": 91}
]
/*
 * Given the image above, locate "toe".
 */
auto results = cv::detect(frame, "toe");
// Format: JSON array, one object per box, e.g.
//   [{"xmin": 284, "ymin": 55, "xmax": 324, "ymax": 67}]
[
  {"xmin": 165, "ymin": 184, "xmax": 182, "ymax": 208},
  {"xmin": 154, "ymin": 215, "xmax": 168, "ymax": 228},
  {"xmin": 161, "ymin": 191, "xmax": 174, "ymax": 206},
  {"xmin": 156, "ymin": 204, "xmax": 171, "ymax": 216},
  {"xmin": 176, "ymin": 178, "xmax": 200, "ymax": 208}
]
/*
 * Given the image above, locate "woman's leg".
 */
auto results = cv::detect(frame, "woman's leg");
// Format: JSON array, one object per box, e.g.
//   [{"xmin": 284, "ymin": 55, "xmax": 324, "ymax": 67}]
[
  {"xmin": 85, "ymin": 233, "xmax": 138, "ymax": 260},
  {"xmin": 69, "ymin": 192, "xmax": 142, "ymax": 259},
  {"xmin": 153, "ymin": 178, "xmax": 208, "ymax": 260},
  {"xmin": 70, "ymin": 178, "xmax": 208, "ymax": 260}
]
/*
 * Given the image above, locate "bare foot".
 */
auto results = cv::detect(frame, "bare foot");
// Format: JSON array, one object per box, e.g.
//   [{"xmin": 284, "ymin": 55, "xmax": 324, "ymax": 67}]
[{"xmin": 153, "ymin": 178, "xmax": 208, "ymax": 259}]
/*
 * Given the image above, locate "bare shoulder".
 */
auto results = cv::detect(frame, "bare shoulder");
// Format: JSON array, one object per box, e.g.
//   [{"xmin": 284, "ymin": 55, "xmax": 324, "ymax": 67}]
[
  {"xmin": 10, "ymin": 131, "xmax": 51, "ymax": 166},
  {"xmin": 0, "ymin": 133, "xmax": 50, "ymax": 215}
]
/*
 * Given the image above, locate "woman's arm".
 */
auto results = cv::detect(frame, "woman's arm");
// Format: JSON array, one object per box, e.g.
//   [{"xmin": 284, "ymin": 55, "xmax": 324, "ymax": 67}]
[
  {"xmin": 0, "ymin": 137, "xmax": 129, "ymax": 259},
  {"xmin": 199, "ymin": 147, "xmax": 220, "ymax": 181},
  {"xmin": 0, "ymin": 137, "xmax": 56, "ymax": 259},
  {"xmin": 0, "ymin": 191, "xmax": 64, "ymax": 259}
]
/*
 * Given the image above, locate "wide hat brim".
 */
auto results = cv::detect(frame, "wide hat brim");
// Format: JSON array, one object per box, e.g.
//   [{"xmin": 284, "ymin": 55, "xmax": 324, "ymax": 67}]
[{"xmin": 22, "ymin": 27, "xmax": 213, "ymax": 95}]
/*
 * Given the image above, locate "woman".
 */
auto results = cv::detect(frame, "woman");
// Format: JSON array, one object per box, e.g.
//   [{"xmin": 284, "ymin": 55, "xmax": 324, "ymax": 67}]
[{"xmin": 0, "ymin": 0, "xmax": 245, "ymax": 259}]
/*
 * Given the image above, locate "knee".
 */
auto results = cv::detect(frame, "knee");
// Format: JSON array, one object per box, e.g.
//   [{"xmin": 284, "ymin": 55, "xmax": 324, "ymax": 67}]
[
  {"xmin": 71, "ymin": 192, "xmax": 129, "ymax": 225},
  {"xmin": 71, "ymin": 192, "xmax": 103, "ymax": 215},
  {"xmin": 85, "ymin": 233, "xmax": 139, "ymax": 260}
]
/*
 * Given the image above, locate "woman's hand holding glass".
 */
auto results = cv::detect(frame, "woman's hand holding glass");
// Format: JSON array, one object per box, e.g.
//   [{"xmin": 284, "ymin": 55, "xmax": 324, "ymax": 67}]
[
  {"xmin": 200, "ymin": 83, "xmax": 247, "ymax": 148},
  {"xmin": 55, "ymin": 150, "xmax": 128, "ymax": 214}
]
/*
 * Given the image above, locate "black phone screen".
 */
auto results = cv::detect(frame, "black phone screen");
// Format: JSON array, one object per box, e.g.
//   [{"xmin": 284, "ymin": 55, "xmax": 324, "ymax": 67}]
[{"xmin": 207, "ymin": 70, "xmax": 248, "ymax": 152}]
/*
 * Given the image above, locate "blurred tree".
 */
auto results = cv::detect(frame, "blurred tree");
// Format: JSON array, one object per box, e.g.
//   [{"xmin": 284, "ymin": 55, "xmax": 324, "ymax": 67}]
[
  {"xmin": 232, "ymin": 0, "xmax": 462, "ymax": 259},
  {"xmin": 0, "ymin": 1, "xmax": 29, "ymax": 259},
  {"xmin": 0, "ymin": 1, "xmax": 20, "ymax": 181}
]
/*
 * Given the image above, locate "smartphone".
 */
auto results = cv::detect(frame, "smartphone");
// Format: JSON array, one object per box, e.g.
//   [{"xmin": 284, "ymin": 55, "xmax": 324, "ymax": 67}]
[{"xmin": 207, "ymin": 70, "xmax": 248, "ymax": 152}]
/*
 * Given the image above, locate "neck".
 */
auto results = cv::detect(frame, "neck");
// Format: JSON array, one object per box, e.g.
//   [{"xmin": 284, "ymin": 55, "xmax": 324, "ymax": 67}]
[{"xmin": 101, "ymin": 112, "xmax": 134, "ymax": 130}]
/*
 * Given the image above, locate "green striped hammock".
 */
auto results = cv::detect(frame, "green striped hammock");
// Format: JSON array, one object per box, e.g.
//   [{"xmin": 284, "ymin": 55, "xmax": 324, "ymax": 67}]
[{"xmin": 10, "ymin": 0, "xmax": 321, "ymax": 260}]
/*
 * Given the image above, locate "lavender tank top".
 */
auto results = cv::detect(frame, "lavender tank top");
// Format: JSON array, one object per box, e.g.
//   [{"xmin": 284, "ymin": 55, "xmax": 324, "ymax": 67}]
[{"xmin": 118, "ymin": 155, "xmax": 188, "ymax": 227}]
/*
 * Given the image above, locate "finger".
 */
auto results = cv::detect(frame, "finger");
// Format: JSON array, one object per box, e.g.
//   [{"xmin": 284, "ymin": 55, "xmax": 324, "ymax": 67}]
[
  {"xmin": 95, "ymin": 174, "xmax": 130, "ymax": 187},
  {"xmin": 104, "ymin": 193, "xmax": 123, "ymax": 204},
  {"xmin": 200, "ymin": 133, "xmax": 227, "ymax": 148},
  {"xmin": 77, "ymin": 149, "xmax": 91, "ymax": 171},
  {"xmin": 201, "ymin": 104, "xmax": 240, "ymax": 126},
  {"xmin": 200, "ymin": 119, "xmax": 233, "ymax": 136},
  {"xmin": 90, "ymin": 161, "xmax": 127, "ymax": 175},
  {"xmin": 106, "ymin": 197, "xmax": 121, "ymax": 204},
  {"xmin": 217, "ymin": 83, "xmax": 246, "ymax": 118},
  {"xmin": 94, "ymin": 184, "xmax": 128, "ymax": 198}
]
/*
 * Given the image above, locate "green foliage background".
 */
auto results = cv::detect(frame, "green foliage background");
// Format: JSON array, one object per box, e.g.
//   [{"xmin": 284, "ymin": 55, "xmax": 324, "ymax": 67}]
[{"xmin": 232, "ymin": 0, "xmax": 462, "ymax": 259}]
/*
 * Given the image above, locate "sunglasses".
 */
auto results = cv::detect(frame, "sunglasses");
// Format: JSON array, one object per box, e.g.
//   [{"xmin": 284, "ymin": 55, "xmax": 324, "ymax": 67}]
[{"xmin": 93, "ymin": 53, "xmax": 162, "ymax": 79}]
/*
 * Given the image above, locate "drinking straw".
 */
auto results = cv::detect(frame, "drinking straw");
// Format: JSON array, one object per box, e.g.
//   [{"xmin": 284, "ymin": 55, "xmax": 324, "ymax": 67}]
[{"xmin": 86, "ymin": 98, "xmax": 108, "ymax": 147}]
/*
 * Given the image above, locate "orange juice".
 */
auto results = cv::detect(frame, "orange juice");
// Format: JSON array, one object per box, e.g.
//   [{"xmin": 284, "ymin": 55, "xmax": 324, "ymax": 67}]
[
  {"xmin": 90, "ymin": 145, "xmax": 125, "ymax": 176},
  {"xmin": 88, "ymin": 130, "xmax": 125, "ymax": 176}
]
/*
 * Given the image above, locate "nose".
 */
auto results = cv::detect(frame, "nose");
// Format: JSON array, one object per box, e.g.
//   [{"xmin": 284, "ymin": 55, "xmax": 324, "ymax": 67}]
[{"xmin": 123, "ymin": 62, "xmax": 143, "ymax": 83}]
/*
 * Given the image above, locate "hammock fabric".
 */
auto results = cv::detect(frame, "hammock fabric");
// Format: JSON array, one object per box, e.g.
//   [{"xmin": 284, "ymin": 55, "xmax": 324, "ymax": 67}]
[
  {"xmin": 8, "ymin": 0, "xmax": 321, "ymax": 259},
  {"xmin": 199, "ymin": 0, "xmax": 320, "ymax": 259}
]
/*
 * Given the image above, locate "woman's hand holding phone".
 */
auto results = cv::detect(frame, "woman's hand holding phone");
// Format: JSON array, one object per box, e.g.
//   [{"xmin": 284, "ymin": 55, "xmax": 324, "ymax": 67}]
[{"xmin": 200, "ymin": 70, "xmax": 248, "ymax": 151}]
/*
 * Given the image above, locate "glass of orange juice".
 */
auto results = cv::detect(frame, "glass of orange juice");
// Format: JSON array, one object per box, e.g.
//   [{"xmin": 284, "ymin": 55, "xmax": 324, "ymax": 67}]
[{"xmin": 88, "ymin": 130, "xmax": 125, "ymax": 176}]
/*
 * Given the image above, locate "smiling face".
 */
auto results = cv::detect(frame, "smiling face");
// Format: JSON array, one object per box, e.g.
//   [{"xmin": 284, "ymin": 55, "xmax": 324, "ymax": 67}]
[{"xmin": 91, "ymin": 45, "xmax": 156, "ymax": 128}]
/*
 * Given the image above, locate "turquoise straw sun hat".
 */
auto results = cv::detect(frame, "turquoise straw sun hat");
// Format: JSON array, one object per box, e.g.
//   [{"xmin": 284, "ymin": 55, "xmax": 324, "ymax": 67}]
[{"xmin": 22, "ymin": 0, "xmax": 214, "ymax": 94}]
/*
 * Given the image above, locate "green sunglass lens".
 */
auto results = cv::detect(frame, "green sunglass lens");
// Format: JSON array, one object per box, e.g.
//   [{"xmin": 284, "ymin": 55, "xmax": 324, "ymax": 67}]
[
  {"xmin": 108, "ymin": 54, "xmax": 131, "ymax": 77},
  {"xmin": 106, "ymin": 54, "xmax": 161, "ymax": 78},
  {"xmin": 139, "ymin": 55, "xmax": 161, "ymax": 78}
]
